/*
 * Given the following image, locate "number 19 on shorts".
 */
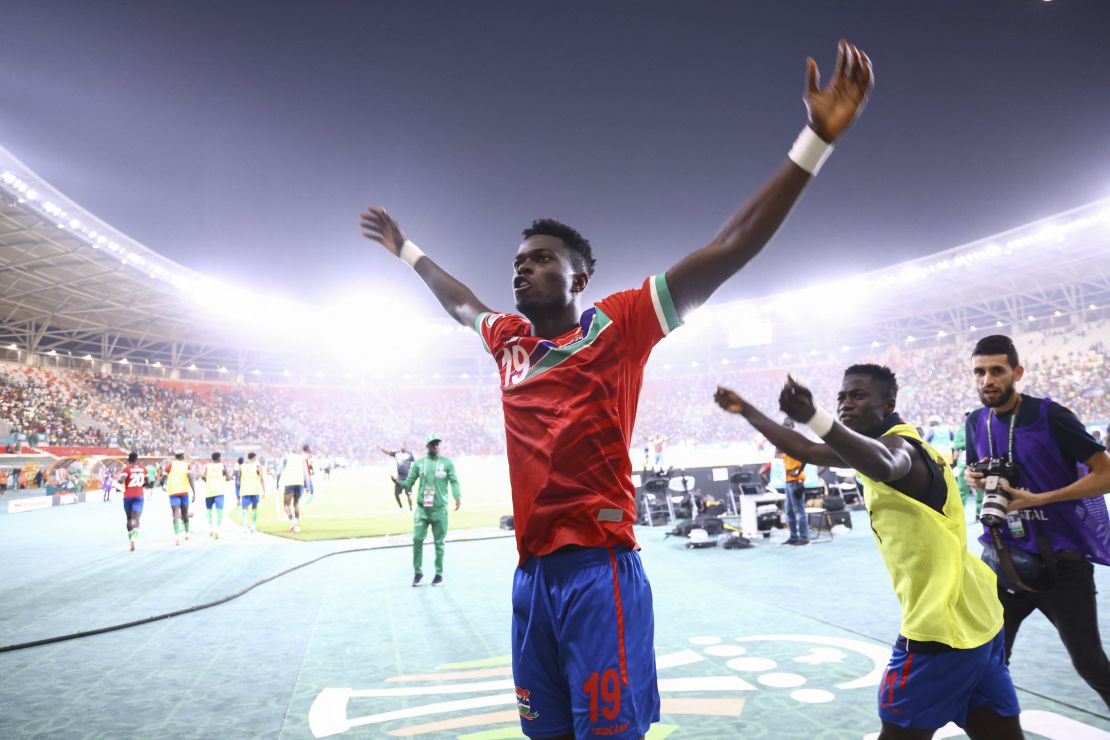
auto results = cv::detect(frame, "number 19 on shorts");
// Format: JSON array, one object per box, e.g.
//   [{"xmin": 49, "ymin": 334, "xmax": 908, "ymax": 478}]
[{"xmin": 582, "ymin": 669, "xmax": 622, "ymax": 722}]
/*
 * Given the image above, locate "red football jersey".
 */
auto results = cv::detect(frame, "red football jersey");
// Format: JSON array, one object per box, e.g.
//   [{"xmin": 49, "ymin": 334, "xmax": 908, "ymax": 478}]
[
  {"xmin": 477, "ymin": 274, "xmax": 683, "ymax": 564},
  {"xmin": 120, "ymin": 463, "xmax": 147, "ymax": 499}
]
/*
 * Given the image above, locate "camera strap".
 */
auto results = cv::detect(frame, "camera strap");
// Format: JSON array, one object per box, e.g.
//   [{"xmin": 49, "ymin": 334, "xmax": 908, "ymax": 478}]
[
  {"xmin": 985, "ymin": 397, "xmax": 1052, "ymax": 594},
  {"xmin": 986, "ymin": 526, "xmax": 1057, "ymax": 592},
  {"xmin": 985, "ymin": 394, "xmax": 1021, "ymax": 465}
]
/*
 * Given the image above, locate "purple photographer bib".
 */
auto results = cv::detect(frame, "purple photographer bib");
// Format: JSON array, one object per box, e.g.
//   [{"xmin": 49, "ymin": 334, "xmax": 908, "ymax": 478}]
[{"xmin": 974, "ymin": 396, "xmax": 1110, "ymax": 565}]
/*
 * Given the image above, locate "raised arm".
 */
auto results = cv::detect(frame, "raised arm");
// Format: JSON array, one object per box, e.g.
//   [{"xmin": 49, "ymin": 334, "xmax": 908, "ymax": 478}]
[
  {"xmin": 714, "ymin": 386, "xmax": 845, "ymax": 467},
  {"xmin": 778, "ymin": 376, "xmax": 913, "ymax": 483},
  {"xmin": 666, "ymin": 40, "xmax": 873, "ymax": 317},
  {"xmin": 359, "ymin": 207, "xmax": 492, "ymax": 328}
]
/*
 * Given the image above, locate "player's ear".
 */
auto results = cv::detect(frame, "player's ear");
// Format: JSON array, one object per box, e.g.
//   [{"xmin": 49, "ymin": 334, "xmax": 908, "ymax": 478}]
[{"xmin": 571, "ymin": 272, "xmax": 589, "ymax": 294}]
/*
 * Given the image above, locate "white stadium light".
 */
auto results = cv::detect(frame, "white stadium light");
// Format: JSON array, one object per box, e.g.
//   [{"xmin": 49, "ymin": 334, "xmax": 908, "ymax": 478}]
[
  {"xmin": 120, "ymin": 358, "xmax": 129, "ymax": 365},
  {"xmin": 188, "ymin": 364, "xmax": 198, "ymax": 371},
  {"xmin": 218, "ymin": 366, "xmax": 228, "ymax": 373}
]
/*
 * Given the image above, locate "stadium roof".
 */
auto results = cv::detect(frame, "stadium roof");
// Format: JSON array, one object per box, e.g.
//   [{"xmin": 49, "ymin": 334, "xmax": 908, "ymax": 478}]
[{"xmin": 2, "ymin": 142, "xmax": 1108, "ymax": 382}]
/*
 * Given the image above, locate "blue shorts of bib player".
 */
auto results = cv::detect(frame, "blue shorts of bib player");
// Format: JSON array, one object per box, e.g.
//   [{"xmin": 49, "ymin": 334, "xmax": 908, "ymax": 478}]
[
  {"xmin": 122, "ymin": 498, "xmax": 144, "ymax": 514},
  {"xmin": 878, "ymin": 630, "xmax": 1019, "ymax": 730},
  {"xmin": 512, "ymin": 546, "xmax": 660, "ymax": 739}
]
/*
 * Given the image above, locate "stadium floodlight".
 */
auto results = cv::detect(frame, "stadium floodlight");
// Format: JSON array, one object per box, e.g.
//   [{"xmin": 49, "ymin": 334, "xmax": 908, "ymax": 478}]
[
  {"xmin": 906, "ymin": 336, "xmax": 915, "ymax": 343},
  {"xmin": 7, "ymin": 343, "xmax": 17, "ymax": 350},
  {"xmin": 937, "ymin": 330, "xmax": 946, "ymax": 338},
  {"xmin": 995, "ymin": 320, "xmax": 1004, "ymax": 326},
  {"xmin": 120, "ymin": 358, "xmax": 129, "ymax": 364},
  {"xmin": 152, "ymin": 361, "xmax": 162, "ymax": 367},
  {"xmin": 1027, "ymin": 315, "xmax": 1034, "ymax": 322},
  {"xmin": 871, "ymin": 340, "xmax": 881, "ymax": 348},
  {"xmin": 1054, "ymin": 310, "xmax": 1062, "ymax": 316},
  {"xmin": 721, "ymin": 358, "xmax": 730, "ymax": 365},
  {"xmin": 218, "ymin": 366, "xmax": 228, "ymax": 373},
  {"xmin": 1090, "ymin": 304, "xmax": 1098, "ymax": 311},
  {"xmin": 970, "ymin": 325, "xmax": 977, "ymax": 331},
  {"xmin": 47, "ymin": 349, "xmax": 57, "ymax": 356},
  {"xmin": 188, "ymin": 363, "xmax": 198, "ymax": 371},
  {"xmin": 83, "ymin": 354, "xmax": 92, "ymax": 361},
  {"xmin": 282, "ymin": 369, "xmax": 291, "ymax": 377},
  {"xmin": 251, "ymin": 369, "xmax": 261, "ymax": 375},
  {"xmin": 460, "ymin": 372, "xmax": 470, "ymax": 378}
]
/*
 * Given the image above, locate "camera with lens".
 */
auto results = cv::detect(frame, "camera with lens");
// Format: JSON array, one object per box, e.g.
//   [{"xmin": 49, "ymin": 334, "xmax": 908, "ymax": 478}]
[{"xmin": 970, "ymin": 457, "xmax": 1018, "ymax": 528}]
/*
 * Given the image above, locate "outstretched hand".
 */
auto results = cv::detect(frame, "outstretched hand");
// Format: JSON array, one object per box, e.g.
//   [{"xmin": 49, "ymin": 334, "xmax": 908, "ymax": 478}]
[
  {"xmin": 359, "ymin": 206, "xmax": 407, "ymax": 257},
  {"xmin": 805, "ymin": 39, "xmax": 874, "ymax": 143},
  {"xmin": 714, "ymin": 386, "xmax": 746, "ymax": 415},
  {"xmin": 779, "ymin": 374, "xmax": 817, "ymax": 424}
]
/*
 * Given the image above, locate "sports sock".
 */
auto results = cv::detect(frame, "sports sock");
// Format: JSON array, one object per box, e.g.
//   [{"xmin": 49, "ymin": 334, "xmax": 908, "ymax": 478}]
[
  {"xmin": 173, "ymin": 519, "xmax": 180, "ymax": 535},
  {"xmin": 216, "ymin": 509, "xmax": 223, "ymax": 527}
]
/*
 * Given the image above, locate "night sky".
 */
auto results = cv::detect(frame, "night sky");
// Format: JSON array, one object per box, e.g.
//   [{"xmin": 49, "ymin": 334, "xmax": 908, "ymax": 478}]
[{"xmin": 3, "ymin": 1, "xmax": 1108, "ymax": 316}]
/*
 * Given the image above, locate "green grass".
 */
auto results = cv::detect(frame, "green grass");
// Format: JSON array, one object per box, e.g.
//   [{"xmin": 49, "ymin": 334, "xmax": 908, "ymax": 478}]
[{"xmin": 230, "ymin": 459, "xmax": 513, "ymax": 541}]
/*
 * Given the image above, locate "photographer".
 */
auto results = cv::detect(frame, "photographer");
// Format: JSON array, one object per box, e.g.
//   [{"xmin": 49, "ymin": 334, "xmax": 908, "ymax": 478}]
[{"xmin": 965, "ymin": 335, "xmax": 1110, "ymax": 709}]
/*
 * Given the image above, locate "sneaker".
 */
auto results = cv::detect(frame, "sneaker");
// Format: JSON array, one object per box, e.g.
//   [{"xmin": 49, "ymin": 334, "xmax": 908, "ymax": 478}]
[
  {"xmin": 175, "ymin": 536, "xmax": 181, "ymax": 546},
  {"xmin": 214, "ymin": 531, "xmax": 220, "ymax": 540},
  {"xmin": 782, "ymin": 538, "xmax": 799, "ymax": 546},
  {"xmin": 129, "ymin": 540, "xmax": 136, "ymax": 552},
  {"xmin": 293, "ymin": 524, "xmax": 301, "ymax": 533},
  {"xmin": 432, "ymin": 575, "xmax": 444, "ymax": 587},
  {"xmin": 412, "ymin": 573, "xmax": 423, "ymax": 587},
  {"xmin": 793, "ymin": 538, "xmax": 810, "ymax": 546},
  {"xmin": 209, "ymin": 531, "xmax": 215, "ymax": 539}
]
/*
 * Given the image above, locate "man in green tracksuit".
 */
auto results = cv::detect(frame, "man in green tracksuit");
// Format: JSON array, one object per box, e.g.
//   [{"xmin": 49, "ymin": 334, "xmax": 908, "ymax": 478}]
[{"xmin": 396, "ymin": 433, "xmax": 461, "ymax": 587}]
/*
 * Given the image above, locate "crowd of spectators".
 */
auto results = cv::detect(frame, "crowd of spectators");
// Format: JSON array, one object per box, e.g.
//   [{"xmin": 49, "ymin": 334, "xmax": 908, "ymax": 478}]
[{"xmin": 2, "ymin": 322, "xmax": 1106, "ymax": 463}]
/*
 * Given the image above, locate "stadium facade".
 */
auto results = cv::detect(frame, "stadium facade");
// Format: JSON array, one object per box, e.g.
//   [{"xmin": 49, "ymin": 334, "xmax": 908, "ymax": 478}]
[{"xmin": 2, "ymin": 143, "xmax": 1109, "ymax": 386}]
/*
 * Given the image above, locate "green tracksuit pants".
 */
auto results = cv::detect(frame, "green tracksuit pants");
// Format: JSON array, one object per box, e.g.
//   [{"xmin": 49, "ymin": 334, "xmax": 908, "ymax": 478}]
[{"xmin": 413, "ymin": 506, "xmax": 448, "ymax": 576}]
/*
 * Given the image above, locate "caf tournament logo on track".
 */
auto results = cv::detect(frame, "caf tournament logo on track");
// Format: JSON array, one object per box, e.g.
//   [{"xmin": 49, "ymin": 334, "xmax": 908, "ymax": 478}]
[{"xmin": 515, "ymin": 686, "xmax": 540, "ymax": 720}]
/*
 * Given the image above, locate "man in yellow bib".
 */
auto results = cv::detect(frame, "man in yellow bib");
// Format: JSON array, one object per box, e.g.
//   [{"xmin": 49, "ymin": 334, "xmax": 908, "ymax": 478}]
[
  {"xmin": 164, "ymin": 450, "xmax": 196, "ymax": 546},
  {"xmin": 715, "ymin": 364, "xmax": 1022, "ymax": 740}
]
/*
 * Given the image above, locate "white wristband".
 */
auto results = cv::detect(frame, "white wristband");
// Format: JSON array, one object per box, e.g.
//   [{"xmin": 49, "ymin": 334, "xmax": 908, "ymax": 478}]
[
  {"xmin": 788, "ymin": 126, "xmax": 834, "ymax": 175},
  {"xmin": 399, "ymin": 239, "xmax": 425, "ymax": 269},
  {"xmin": 806, "ymin": 406, "xmax": 836, "ymax": 438}
]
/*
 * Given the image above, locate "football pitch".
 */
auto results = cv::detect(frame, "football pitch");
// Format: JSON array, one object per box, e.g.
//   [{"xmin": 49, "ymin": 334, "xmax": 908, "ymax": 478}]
[{"xmin": 236, "ymin": 459, "xmax": 514, "ymax": 541}]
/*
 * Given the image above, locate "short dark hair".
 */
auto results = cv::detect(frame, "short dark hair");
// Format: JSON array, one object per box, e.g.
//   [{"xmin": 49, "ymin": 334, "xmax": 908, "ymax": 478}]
[
  {"xmin": 844, "ymin": 363, "xmax": 899, "ymax": 402},
  {"xmin": 212, "ymin": 452, "xmax": 221, "ymax": 462},
  {"xmin": 972, "ymin": 334, "xmax": 1019, "ymax": 368},
  {"xmin": 522, "ymin": 218, "xmax": 596, "ymax": 277},
  {"xmin": 127, "ymin": 451, "xmax": 138, "ymax": 463},
  {"xmin": 247, "ymin": 452, "xmax": 257, "ymax": 460}
]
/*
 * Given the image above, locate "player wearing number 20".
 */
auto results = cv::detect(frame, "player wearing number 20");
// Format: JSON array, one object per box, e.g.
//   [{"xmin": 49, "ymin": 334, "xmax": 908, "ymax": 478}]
[
  {"xmin": 117, "ymin": 451, "xmax": 147, "ymax": 552},
  {"xmin": 361, "ymin": 40, "xmax": 873, "ymax": 740}
]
